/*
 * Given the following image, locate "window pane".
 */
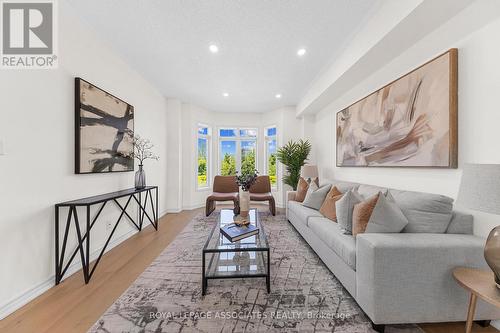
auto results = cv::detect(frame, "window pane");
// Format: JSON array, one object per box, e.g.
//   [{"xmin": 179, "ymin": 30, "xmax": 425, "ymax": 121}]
[
  {"xmin": 198, "ymin": 126, "xmax": 208, "ymax": 135},
  {"xmin": 267, "ymin": 139, "xmax": 277, "ymax": 186},
  {"xmin": 220, "ymin": 141, "xmax": 237, "ymax": 176},
  {"xmin": 197, "ymin": 138, "xmax": 208, "ymax": 186},
  {"xmin": 240, "ymin": 128, "xmax": 257, "ymax": 137},
  {"xmin": 241, "ymin": 140, "xmax": 256, "ymax": 175},
  {"xmin": 266, "ymin": 127, "xmax": 276, "ymax": 137},
  {"xmin": 219, "ymin": 128, "xmax": 237, "ymax": 137}
]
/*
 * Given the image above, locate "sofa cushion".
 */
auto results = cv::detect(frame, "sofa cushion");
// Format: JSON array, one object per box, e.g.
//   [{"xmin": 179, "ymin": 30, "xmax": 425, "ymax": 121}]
[
  {"xmin": 446, "ymin": 211, "xmax": 473, "ymax": 234},
  {"xmin": 391, "ymin": 190, "xmax": 453, "ymax": 233},
  {"xmin": 358, "ymin": 184, "xmax": 388, "ymax": 199},
  {"xmin": 288, "ymin": 200, "xmax": 323, "ymax": 226},
  {"xmin": 308, "ymin": 217, "xmax": 357, "ymax": 270},
  {"xmin": 328, "ymin": 180, "xmax": 360, "ymax": 193},
  {"xmin": 303, "ymin": 184, "xmax": 332, "ymax": 210},
  {"xmin": 321, "ymin": 179, "xmax": 358, "ymax": 191}
]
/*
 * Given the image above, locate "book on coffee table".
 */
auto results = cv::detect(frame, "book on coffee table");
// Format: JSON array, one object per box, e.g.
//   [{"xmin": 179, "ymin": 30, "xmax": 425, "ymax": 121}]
[{"xmin": 220, "ymin": 223, "xmax": 259, "ymax": 242}]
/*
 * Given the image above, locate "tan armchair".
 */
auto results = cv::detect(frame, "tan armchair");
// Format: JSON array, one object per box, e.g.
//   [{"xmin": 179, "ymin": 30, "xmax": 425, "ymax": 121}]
[
  {"xmin": 249, "ymin": 175, "xmax": 276, "ymax": 215},
  {"xmin": 206, "ymin": 176, "xmax": 240, "ymax": 216}
]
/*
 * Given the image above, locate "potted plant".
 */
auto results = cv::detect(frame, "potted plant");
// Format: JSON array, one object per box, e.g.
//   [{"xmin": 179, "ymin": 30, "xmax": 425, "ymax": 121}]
[
  {"xmin": 276, "ymin": 139, "xmax": 311, "ymax": 190},
  {"xmin": 130, "ymin": 135, "xmax": 159, "ymax": 189},
  {"xmin": 235, "ymin": 170, "xmax": 259, "ymax": 217}
]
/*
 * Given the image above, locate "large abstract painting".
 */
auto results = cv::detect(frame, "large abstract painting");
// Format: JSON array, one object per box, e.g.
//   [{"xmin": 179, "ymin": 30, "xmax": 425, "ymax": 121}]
[
  {"xmin": 75, "ymin": 78, "xmax": 134, "ymax": 174},
  {"xmin": 336, "ymin": 49, "xmax": 457, "ymax": 168}
]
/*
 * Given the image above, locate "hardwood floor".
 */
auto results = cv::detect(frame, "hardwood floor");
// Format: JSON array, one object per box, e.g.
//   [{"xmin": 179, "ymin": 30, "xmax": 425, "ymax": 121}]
[
  {"xmin": 419, "ymin": 322, "xmax": 497, "ymax": 333},
  {"xmin": 0, "ymin": 206, "xmax": 497, "ymax": 333}
]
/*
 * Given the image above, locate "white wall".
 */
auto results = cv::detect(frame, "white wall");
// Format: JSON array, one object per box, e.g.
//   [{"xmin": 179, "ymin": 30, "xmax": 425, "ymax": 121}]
[
  {"xmin": 165, "ymin": 99, "xmax": 183, "ymax": 212},
  {"xmin": 0, "ymin": 2, "xmax": 169, "ymax": 318},
  {"xmin": 266, "ymin": 107, "xmax": 303, "ymax": 205},
  {"xmin": 165, "ymin": 105, "xmax": 302, "ymax": 211},
  {"xmin": 312, "ymin": 10, "xmax": 500, "ymax": 237}
]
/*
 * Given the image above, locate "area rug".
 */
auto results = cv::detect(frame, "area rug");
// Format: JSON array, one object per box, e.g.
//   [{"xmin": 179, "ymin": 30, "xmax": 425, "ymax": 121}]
[{"xmin": 89, "ymin": 212, "xmax": 422, "ymax": 333}]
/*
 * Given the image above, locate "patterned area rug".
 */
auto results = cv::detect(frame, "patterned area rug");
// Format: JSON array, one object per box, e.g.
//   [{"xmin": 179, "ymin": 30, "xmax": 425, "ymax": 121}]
[{"xmin": 89, "ymin": 212, "xmax": 422, "ymax": 333}]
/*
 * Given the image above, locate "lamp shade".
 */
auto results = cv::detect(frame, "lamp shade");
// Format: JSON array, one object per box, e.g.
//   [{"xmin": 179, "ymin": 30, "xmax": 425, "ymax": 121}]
[
  {"xmin": 456, "ymin": 164, "xmax": 500, "ymax": 215},
  {"xmin": 301, "ymin": 165, "xmax": 318, "ymax": 179}
]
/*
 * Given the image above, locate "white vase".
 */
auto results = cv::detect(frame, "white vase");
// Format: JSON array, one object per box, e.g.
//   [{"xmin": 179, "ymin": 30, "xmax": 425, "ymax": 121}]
[{"xmin": 240, "ymin": 190, "xmax": 250, "ymax": 217}]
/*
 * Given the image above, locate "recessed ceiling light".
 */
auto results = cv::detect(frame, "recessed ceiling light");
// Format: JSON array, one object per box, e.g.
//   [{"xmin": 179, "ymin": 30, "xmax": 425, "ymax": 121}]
[
  {"xmin": 297, "ymin": 48, "xmax": 306, "ymax": 57},
  {"xmin": 209, "ymin": 44, "xmax": 219, "ymax": 53},
  {"xmin": 275, "ymin": 94, "xmax": 282, "ymax": 99},
  {"xmin": 222, "ymin": 92, "xmax": 229, "ymax": 97}
]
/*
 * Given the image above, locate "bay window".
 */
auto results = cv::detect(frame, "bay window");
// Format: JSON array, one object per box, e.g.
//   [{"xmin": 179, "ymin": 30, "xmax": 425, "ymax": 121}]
[
  {"xmin": 265, "ymin": 126, "xmax": 277, "ymax": 188},
  {"xmin": 219, "ymin": 128, "xmax": 257, "ymax": 175},
  {"xmin": 197, "ymin": 125, "xmax": 211, "ymax": 188}
]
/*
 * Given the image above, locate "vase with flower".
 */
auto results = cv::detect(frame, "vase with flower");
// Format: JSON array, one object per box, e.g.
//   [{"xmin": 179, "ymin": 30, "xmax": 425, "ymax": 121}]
[
  {"xmin": 235, "ymin": 170, "xmax": 258, "ymax": 218},
  {"xmin": 129, "ymin": 135, "xmax": 159, "ymax": 189}
]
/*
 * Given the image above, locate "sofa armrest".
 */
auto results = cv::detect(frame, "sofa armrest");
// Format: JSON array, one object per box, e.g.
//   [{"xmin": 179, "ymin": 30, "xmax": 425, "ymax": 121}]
[
  {"xmin": 356, "ymin": 233, "xmax": 499, "ymax": 324},
  {"xmin": 285, "ymin": 191, "xmax": 297, "ymax": 219}
]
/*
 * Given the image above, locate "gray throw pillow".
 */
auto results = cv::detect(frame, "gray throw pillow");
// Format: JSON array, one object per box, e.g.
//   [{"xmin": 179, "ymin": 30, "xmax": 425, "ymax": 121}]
[
  {"xmin": 336, "ymin": 189, "xmax": 363, "ymax": 234},
  {"xmin": 302, "ymin": 183, "xmax": 331, "ymax": 210},
  {"xmin": 385, "ymin": 190, "xmax": 395, "ymax": 202},
  {"xmin": 365, "ymin": 192, "xmax": 409, "ymax": 233}
]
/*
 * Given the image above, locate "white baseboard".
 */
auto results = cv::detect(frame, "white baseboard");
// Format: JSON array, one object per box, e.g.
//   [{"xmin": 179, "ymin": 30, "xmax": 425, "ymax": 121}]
[
  {"xmin": 182, "ymin": 203, "xmax": 205, "ymax": 210},
  {"xmin": 0, "ymin": 275, "xmax": 54, "ymax": 321},
  {"xmin": 0, "ymin": 226, "xmax": 140, "ymax": 320},
  {"xmin": 166, "ymin": 204, "xmax": 205, "ymax": 212}
]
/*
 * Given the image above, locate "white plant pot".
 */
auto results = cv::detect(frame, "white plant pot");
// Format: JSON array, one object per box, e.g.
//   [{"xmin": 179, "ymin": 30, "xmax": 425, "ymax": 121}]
[{"xmin": 240, "ymin": 190, "xmax": 250, "ymax": 217}]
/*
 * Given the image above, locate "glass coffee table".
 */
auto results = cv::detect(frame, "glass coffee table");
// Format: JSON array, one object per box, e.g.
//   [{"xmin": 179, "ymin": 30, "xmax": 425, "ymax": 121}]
[{"xmin": 202, "ymin": 209, "xmax": 270, "ymax": 295}]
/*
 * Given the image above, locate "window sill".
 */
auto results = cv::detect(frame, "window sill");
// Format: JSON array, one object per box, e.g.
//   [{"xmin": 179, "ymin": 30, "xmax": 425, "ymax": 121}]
[{"xmin": 196, "ymin": 187, "xmax": 211, "ymax": 192}]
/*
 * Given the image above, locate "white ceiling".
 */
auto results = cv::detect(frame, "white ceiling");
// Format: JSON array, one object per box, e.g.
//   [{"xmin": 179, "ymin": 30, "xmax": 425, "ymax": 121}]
[{"xmin": 66, "ymin": 0, "xmax": 379, "ymax": 113}]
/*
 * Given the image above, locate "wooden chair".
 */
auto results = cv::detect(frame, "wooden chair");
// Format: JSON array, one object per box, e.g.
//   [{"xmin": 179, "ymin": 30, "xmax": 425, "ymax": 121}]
[
  {"xmin": 249, "ymin": 175, "xmax": 276, "ymax": 215},
  {"xmin": 205, "ymin": 176, "xmax": 240, "ymax": 216}
]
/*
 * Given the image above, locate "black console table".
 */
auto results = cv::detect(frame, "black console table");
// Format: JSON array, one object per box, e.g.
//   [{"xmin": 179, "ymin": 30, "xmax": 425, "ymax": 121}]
[{"xmin": 55, "ymin": 186, "xmax": 158, "ymax": 284}]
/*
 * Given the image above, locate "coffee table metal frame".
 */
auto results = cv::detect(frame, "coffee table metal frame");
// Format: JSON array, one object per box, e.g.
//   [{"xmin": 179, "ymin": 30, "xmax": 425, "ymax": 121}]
[{"xmin": 202, "ymin": 209, "xmax": 270, "ymax": 295}]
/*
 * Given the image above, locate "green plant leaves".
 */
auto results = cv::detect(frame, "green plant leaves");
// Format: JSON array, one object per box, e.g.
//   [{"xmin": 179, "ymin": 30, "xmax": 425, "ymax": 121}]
[
  {"xmin": 235, "ymin": 170, "xmax": 259, "ymax": 191},
  {"xmin": 276, "ymin": 139, "xmax": 311, "ymax": 190}
]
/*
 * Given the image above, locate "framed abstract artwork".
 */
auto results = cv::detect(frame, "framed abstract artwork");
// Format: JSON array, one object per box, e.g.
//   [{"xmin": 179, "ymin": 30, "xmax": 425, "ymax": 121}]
[
  {"xmin": 75, "ymin": 78, "xmax": 134, "ymax": 174},
  {"xmin": 336, "ymin": 48, "xmax": 458, "ymax": 168}
]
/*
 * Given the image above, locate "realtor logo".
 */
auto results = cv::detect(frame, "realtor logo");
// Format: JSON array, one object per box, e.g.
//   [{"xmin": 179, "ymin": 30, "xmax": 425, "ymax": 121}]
[{"xmin": 1, "ymin": 0, "xmax": 57, "ymax": 68}]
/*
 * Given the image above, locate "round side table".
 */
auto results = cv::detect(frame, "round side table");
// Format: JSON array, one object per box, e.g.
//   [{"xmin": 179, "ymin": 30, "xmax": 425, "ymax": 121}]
[{"xmin": 453, "ymin": 267, "xmax": 500, "ymax": 333}]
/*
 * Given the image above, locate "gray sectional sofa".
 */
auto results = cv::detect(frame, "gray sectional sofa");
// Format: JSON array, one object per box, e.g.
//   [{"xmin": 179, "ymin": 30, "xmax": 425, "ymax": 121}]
[{"xmin": 286, "ymin": 179, "xmax": 500, "ymax": 331}]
